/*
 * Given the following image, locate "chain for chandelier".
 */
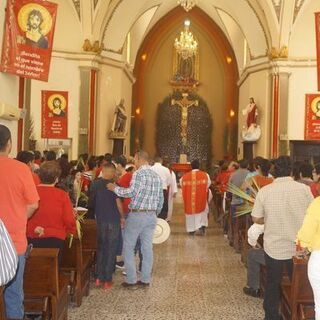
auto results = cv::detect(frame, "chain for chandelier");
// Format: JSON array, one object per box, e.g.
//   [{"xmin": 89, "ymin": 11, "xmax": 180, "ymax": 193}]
[
  {"xmin": 177, "ymin": 0, "xmax": 198, "ymax": 12},
  {"xmin": 174, "ymin": 20, "xmax": 198, "ymax": 60}
]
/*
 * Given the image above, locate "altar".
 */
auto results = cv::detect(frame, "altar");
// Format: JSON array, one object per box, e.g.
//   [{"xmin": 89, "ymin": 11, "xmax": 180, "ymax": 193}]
[{"xmin": 171, "ymin": 163, "xmax": 192, "ymax": 175}]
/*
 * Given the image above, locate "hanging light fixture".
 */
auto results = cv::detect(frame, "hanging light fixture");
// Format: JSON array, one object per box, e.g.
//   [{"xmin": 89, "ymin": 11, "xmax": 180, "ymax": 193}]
[
  {"xmin": 174, "ymin": 20, "xmax": 198, "ymax": 60},
  {"xmin": 177, "ymin": 0, "xmax": 198, "ymax": 12}
]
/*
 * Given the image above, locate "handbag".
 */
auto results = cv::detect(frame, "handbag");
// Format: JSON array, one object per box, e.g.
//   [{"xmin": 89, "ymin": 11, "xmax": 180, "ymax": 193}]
[{"xmin": 0, "ymin": 219, "xmax": 18, "ymax": 286}]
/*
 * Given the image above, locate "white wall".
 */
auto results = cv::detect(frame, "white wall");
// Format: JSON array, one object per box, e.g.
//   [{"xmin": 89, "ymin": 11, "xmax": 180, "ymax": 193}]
[
  {"xmin": 0, "ymin": 1, "xmax": 19, "ymax": 157},
  {"xmin": 96, "ymin": 62, "xmax": 133, "ymax": 156},
  {"xmin": 288, "ymin": 66, "xmax": 318, "ymax": 140},
  {"xmin": 29, "ymin": 56, "xmax": 81, "ymax": 159}
]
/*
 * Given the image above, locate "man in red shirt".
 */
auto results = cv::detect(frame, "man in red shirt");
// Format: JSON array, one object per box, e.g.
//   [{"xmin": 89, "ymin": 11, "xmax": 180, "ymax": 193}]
[{"xmin": 0, "ymin": 125, "xmax": 39, "ymax": 320}]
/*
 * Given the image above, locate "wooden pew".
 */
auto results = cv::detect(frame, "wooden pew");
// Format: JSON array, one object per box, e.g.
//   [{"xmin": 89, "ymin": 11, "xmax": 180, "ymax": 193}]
[
  {"xmin": 60, "ymin": 237, "xmax": 91, "ymax": 307},
  {"xmin": 298, "ymin": 304, "xmax": 315, "ymax": 320},
  {"xmin": 280, "ymin": 256, "xmax": 314, "ymax": 320},
  {"xmin": 82, "ymin": 219, "xmax": 98, "ymax": 265},
  {"xmin": 0, "ymin": 287, "xmax": 5, "ymax": 320},
  {"xmin": 24, "ymin": 248, "xmax": 69, "ymax": 320}
]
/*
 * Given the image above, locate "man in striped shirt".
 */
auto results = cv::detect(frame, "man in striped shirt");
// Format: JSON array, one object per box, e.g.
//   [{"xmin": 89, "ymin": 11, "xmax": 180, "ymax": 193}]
[{"xmin": 107, "ymin": 150, "xmax": 163, "ymax": 288}]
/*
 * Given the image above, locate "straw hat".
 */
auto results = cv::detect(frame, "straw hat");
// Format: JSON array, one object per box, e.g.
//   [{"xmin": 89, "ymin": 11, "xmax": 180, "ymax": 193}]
[{"xmin": 153, "ymin": 218, "xmax": 171, "ymax": 244}]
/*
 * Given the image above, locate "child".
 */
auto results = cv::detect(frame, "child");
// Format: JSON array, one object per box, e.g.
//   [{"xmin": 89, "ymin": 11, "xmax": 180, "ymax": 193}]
[{"xmin": 88, "ymin": 163, "xmax": 124, "ymax": 289}]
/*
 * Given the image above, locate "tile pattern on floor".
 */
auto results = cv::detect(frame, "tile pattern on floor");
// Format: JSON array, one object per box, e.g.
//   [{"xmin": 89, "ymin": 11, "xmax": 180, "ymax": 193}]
[{"xmin": 69, "ymin": 200, "xmax": 264, "ymax": 320}]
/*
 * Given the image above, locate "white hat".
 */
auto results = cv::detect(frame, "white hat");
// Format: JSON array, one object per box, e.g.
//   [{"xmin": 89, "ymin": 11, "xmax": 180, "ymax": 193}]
[{"xmin": 153, "ymin": 218, "xmax": 171, "ymax": 244}]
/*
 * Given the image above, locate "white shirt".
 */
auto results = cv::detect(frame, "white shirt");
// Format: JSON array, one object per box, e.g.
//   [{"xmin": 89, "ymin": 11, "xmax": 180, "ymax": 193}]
[
  {"xmin": 248, "ymin": 223, "xmax": 264, "ymax": 247},
  {"xmin": 151, "ymin": 163, "xmax": 172, "ymax": 190}
]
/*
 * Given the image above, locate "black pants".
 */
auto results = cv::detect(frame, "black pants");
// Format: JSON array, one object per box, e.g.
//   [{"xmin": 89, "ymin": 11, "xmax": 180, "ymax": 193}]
[
  {"xmin": 158, "ymin": 190, "xmax": 168, "ymax": 220},
  {"xmin": 96, "ymin": 222, "xmax": 120, "ymax": 282},
  {"xmin": 28, "ymin": 237, "xmax": 65, "ymax": 266},
  {"xmin": 264, "ymin": 253, "xmax": 293, "ymax": 320}
]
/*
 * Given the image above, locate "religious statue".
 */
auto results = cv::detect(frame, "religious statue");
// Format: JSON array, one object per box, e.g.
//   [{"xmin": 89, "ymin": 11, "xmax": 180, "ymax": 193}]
[
  {"xmin": 242, "ymin": 97, "xmax": 261, "ymax": 142},
  {"xmin": 109, "ymin": 99, "xmax": 127, "ymax": 138},
  {"xmin": 171, "ymin": 93, "xmax": 199, "ymax": 146}
]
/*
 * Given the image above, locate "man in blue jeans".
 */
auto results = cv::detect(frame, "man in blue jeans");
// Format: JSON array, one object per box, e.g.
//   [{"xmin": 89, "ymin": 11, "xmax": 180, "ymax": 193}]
[{"xmin": 108, "ymin": 150, "xmax": 163, "ymax": 288}]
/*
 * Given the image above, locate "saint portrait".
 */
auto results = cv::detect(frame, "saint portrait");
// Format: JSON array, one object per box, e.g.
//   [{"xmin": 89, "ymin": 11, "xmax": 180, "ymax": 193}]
[
  {"xmin": 48, "ymin": 94, "xmax": 67, "ymax": 117},
  {"xmin": 17, "ymin": 3, "xmax": 53, "ymax": 49},
  {"xmin": 311, "ymin": 97, "xmax": 320, "ymax": 120}
]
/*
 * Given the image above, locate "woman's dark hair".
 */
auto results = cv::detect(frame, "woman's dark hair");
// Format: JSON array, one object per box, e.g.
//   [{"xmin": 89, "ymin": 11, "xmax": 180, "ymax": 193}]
[
  {"xmin": 126, "ymin": 166, "xmax": 134, "ymax": 173},
  {"xmin": 293, "ymin": 161, "xmax": 303, "ymax": 181},
  {"xmin": 274, "ymin": 156, "xmax": 292, "ymax": 178},
  {"xmin": 71, "ymin": 168, "xmax": 82, "ymax": 177},
  {"xmin": 39, "ymin": 161, "xmax": 61, "ymax": 184},
  {"xmin": 114, "ymin": 155, "xmax": 127, "ymax": 168},
  {"xmin": 16, "ymin": 151, "xmax": 35, "ymax": 165},
  {"xmin": 46, "ymin": 150, "xmax": 57, "ymax": 161},
  {"xmin": 104, "ymin": 153, "xmax": 113, "ymax": 163},
  {"xmin": 34, "ymin": 150, "xmax": 41, "ymax": 160},
  {"xmin": 299, "ymin": 163, "xmax": 313, "ymax": 179},
  {"xmin": 0, "ymin": 125, "xmax": 11, "ymax": 152},
  {"xmin": 258, "ymin": 159, "xmax": 271, "ymax": 177},
  {"xmin": 58, "ymin": 157, "xmax": 71, "ymax": 179},
  {"xmin": 87, "ymin": 157, "xmax": 97, "ymax": 170},
  {"xmin": 314, "ymin": 163, "xmax": 320, "ymax": 175}
]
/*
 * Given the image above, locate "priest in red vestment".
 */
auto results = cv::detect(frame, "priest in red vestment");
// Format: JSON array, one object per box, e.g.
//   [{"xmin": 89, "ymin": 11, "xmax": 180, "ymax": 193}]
[{"xmin": 180, "ymin": 159, "xmax": 211, "ymax": 235}]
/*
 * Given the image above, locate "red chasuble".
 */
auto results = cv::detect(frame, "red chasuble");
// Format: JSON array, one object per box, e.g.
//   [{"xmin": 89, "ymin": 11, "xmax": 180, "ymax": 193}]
[{"xmin": 181, "ymin": 170, "xmax": 209, "ymax": 215}]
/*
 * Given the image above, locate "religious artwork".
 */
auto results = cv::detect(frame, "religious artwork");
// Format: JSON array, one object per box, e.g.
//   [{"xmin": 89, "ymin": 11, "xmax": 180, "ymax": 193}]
[
  {"xmin": 241, "ymin": 97, "xmax": 261, "ymax": 142},
  {"xmin": 171, "ymin": 20, "xmax": 199, "ymax": 89},
  {"xmin": 171, "ymin": 93, "xmax": 199, "ymax": 146},
  {"xmin": 305, "ymin": 94, "xmax": 320, "ymax": 140},
  {"xmin": 156, "ymin": 92, "xmax": 212, "ymax": 167},
  {"xmin": 0, "ymin": 0, "xmax": 57, "ymax": 81},
  {"xmin": 41, "ymin": 91, "xmax": 68, "ymax": 139},
  {"xmin": 109, "ymin": 99, "xmax": 127, "ymax": 139},
  {"xmin": 315, "ymin": 12, "xmax": 320, "ymax": 91}
]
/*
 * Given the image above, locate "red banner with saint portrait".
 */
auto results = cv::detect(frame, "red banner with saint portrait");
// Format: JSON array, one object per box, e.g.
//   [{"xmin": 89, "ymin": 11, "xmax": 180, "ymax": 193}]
[
  {"xmin": 316, "ymin": 13, "xmax": 320, "ymax": 91},
  {"xmin": 305, "ymin": 94, "xmax": 320, "ymax": 140},
  {"xmin": 0, "ymin": 0, "xmax": 57, "ymax": 82},
  {"xmin": 41, "ymin": 91, "xmax": 68, "ymax": 139}
]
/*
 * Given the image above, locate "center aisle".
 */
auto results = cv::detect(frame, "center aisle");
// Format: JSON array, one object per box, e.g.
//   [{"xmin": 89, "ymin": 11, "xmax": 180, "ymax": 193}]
[{"xmin": 69, "ymin": 195, "xmax": 264, "ymax": 320}]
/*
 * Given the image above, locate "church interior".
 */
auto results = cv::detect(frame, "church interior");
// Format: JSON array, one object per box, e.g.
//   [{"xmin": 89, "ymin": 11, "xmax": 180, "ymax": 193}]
[{"xmin": 0, "ymin": 0, "xmax": 320, "ymax": 319}]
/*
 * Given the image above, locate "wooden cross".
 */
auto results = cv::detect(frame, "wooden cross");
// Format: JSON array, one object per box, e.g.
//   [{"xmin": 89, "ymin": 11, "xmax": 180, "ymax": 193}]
[{"xmin": 171, "ymin": 93, "xmax": 199, "ymax": 145}]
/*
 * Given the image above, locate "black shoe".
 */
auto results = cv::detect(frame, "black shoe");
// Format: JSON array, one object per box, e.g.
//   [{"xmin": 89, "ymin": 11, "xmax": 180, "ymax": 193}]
[
  {"xmin": 116, "ymin": 261, "xmax": 125, "ymax": 269},
  {"xmin": 121, "ymin": 282, "xmax": 138, "ymax": 290},
  {"xmin": 188, "ymin": 232, "xmax": 195, "ymax": 236},
  {"xmin": 243, "ymin": 286, "xmax": 260, "ymax": 298},
  {"xmin": 137, "ymin": 281, "xmax": 150, "ymax": 288}
]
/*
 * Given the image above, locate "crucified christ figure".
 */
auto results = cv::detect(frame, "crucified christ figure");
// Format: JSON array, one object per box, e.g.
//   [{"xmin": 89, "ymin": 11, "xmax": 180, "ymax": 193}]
[{"xmin": 171, "ymin": 93, "xmax": 199, "ymax": 146}]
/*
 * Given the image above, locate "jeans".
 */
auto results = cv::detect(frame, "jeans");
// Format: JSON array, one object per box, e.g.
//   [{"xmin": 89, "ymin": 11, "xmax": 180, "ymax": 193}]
[
  {"xmin": 123, "ymin": 212, "xmax": 157, "ymax": 284},
  {"xmin": 96, "ymin": 222, "xmax": 120, "ymax": 282},
  {"xmin": 264, "ymin": 253, "xmax": 293, "ymax": 320},
  {"xmin": 4, "ymin": 254, "xmax": 26, "ymax": 319},
  {"xmin": 247, "ymin": 248, "xmax": 265, "ymax": 290},
  {"xmin": 308, "ymin": 251, "xmax": 320, "ymax": 320}
]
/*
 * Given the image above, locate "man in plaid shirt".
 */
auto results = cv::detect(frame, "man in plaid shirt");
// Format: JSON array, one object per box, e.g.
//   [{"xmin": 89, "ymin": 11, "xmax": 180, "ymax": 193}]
[{"xmin": 108, "ymin": 150, "xmax": 163, "ymax": 288}]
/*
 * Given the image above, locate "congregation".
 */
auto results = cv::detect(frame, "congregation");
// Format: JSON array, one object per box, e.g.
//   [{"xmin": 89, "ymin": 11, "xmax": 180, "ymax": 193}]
[{"xmin": 0, "ymin": 122, "xmax": 320, "ymax": 320}]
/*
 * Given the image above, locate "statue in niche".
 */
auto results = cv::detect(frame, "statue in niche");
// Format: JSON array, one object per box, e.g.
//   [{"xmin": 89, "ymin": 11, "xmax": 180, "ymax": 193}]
[
  {"xmin": 242, "ymin": 97, "xmax": 261, "ymax": 142},
  {"xmin": 109, "ymin": 99, "xmax": 127, "ymax": 139}
]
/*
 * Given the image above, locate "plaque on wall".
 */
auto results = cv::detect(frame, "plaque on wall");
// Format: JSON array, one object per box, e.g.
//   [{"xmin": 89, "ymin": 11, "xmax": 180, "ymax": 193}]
[{"xmin": 305, "ymin": 94, "xmax": 320, "ymax": 140}]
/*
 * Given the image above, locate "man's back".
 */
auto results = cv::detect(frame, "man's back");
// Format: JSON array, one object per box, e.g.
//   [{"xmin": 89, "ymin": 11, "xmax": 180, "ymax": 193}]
[
  {"xmin": 0, "ymin": 157, "xmax": 39, "ymax": 254},
  {"xmin": 252, "ymin": 177, "xmax": 314, "ymax": 260},
  {"xmin": 151, "ymin": 163, "xmax": 171, "ymax": 190}
]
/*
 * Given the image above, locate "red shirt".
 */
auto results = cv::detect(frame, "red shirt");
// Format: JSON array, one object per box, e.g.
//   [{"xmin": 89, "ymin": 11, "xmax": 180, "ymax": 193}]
[
  {"xmin": 310, "ymin": 183, "xmax": 320, "ymax": 198},
  {"xmin": 27, "ymin": 186, "xmax": 76, "ymax": 240},
  {"xmin": 117, "ymin": 172, "xmax": 133, "ymax": 214},
  {"xmin": 216, "ymin": 170, "xmax": 232, "ymax": 193},
  {"xmin": 0, "ymin": 157, "xmax": 39, "ymax": 254}
]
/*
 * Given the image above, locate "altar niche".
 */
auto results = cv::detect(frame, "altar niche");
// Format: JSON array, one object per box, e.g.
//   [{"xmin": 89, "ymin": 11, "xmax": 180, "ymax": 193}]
[{"xmin": 156, "ymin": 92, "xmax": 212, "ymax": 167}]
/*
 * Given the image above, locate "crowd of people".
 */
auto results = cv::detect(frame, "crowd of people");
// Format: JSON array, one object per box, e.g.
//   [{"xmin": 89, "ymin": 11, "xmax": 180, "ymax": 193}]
[
  {"xmin": 1, "ymin": 120, "xmax": 320, "ymax": 320},
  {"xmin": 213, "ymin": 156, "xmax": 320, "ymax": 320}
]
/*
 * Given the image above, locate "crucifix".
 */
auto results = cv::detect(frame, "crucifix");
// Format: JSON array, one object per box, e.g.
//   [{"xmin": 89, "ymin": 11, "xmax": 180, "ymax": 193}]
[{"xmin": 171, "ymin": 93, "xmax": 199, "ymax": 146}]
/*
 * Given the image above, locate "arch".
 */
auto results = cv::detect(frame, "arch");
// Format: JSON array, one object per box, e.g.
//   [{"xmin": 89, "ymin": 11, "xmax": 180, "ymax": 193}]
[{"xmin": 131, "ymin": 6, "xmax": 239, "ymax": 157}]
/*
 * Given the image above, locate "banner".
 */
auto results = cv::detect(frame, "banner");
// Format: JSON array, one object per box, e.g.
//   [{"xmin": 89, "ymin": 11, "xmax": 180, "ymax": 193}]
[
  {"xmin": 305, "ymin": 94, "xmax": 320, "ymax": 140},
  {"xmin": 0, "ymin": 0, "xmax": 57, "ymax": 82},
  {"xmin": 41, "ymin": 91, "xmax": 68, "ymax": 139},
  {"xmin": 316, "ymin": 13, "xmax": 320, "ymax": 91}
]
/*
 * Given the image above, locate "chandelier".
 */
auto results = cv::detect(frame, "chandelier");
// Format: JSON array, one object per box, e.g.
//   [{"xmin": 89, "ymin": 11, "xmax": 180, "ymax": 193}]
[
  {"xmin": 174, "ymin": 20, "xmax": 198, "ymax": 60},
  {"xmin": 177, "ymin": 0, "xmax": 197, "ymax": 12}
]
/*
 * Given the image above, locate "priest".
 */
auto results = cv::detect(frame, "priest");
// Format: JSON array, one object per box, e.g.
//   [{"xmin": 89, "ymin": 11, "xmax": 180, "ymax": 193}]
[{"xmin": 180, "ymin": 159, "xmax": 211, "ymax": 235}]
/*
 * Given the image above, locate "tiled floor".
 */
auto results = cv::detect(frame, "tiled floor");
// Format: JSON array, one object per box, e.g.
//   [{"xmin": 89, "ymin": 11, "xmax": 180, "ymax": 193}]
[{"xmin": 69, "ymin": 198, "xmax": 264, "ymax": 320}]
